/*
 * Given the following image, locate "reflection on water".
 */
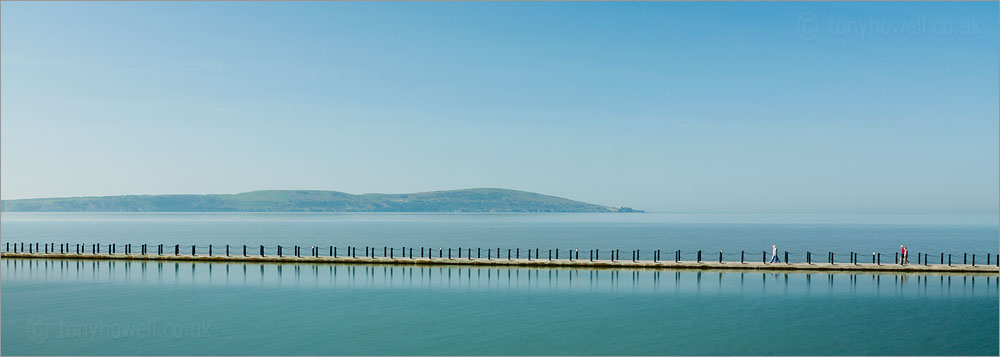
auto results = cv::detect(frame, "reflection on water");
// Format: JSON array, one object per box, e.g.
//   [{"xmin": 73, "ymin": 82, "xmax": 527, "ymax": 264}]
[
  {"xmin": 4, "ymin": 259, "xmax": 997, "ymax": 297},
  {"xmin": 2, "ymin": 258, "xmax": 998, "ymax": 356}
]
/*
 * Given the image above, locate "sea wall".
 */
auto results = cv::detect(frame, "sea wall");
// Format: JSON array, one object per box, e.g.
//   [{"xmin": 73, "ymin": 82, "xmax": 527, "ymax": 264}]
[{"xmin": 3, "ymin": 251, "xmax": 996, "ymax": 274}]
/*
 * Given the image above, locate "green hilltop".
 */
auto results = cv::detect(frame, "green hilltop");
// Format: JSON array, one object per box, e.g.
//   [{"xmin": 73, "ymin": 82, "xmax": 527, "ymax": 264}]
[{"xmin": 0, "ymin": 188, "xmax": 642, "ymax": 213}]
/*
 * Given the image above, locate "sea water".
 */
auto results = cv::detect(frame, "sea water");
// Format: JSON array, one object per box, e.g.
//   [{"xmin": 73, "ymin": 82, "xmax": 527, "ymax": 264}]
[
  {"xmin": 1, "ymin": 259, "xmax": 997, "ymax": 355},
  {"xmin": 1, "ymin": 213, "xmax": 998, "ymax": 355}
]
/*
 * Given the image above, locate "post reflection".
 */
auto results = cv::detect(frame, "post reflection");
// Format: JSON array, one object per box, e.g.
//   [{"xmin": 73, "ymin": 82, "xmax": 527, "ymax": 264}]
[{"xmin": 2, "ymin": 258, "xmax": 997, "ymax": 298}]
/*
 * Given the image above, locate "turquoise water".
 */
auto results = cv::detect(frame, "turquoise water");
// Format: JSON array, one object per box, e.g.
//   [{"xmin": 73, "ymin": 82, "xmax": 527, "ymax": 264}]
[
  {"xmin": 2, "ymin": 258, "xmax": 997, "ymax": 355},
  {"xmin": 2, "ymin": 213, "xmax": 998, "ymax": 355},
  {"xmin": 1, "ymin": 213, "xmax": 997, "ymax": 260}
]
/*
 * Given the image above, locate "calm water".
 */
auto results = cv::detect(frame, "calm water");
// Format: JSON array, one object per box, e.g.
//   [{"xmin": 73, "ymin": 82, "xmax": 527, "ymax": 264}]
[
  {"xmin": 1, "ymin": 213, "xmax": 997, "ymax": 260},
  {"xmin": 2, "ymin": 259, "xmax": 997, "ymax": 356},
  {"xmin": 2, "ymin": 213, "xmax": 998, "ymax": 355}
]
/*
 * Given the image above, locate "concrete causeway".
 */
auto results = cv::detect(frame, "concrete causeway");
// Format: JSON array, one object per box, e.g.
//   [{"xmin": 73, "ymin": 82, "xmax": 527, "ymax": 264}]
[{"xmin": 3, "ymin": 251, "xmax": 997, "ymax": 274}]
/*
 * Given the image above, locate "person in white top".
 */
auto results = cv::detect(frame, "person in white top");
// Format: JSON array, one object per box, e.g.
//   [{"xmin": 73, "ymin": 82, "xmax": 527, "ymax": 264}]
[{"xmin": 769, "ymin": 244, "xmax": 780, "ymax": 263}]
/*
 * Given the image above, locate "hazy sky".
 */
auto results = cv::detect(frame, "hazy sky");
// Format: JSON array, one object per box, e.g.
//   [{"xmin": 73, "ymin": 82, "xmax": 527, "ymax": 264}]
[{"xmin": 1, "ymin": 2, "xmax": 997, "ymax": 213}]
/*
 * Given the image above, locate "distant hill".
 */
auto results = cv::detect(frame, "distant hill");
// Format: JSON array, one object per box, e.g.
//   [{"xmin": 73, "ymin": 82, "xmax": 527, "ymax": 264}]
[{"xmin": 0, "ymin": 188, "xmax": 642, "ymax": 213}]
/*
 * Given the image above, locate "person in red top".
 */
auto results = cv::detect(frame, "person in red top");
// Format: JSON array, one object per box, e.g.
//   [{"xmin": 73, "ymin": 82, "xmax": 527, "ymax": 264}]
[{"xmin": 900, "ymin": 245, "xmax": 909, "ymax": 265}]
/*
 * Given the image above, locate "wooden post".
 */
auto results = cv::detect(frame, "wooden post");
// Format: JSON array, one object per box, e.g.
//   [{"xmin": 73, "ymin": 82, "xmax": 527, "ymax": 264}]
[
  {"xmin": 556, "ymin": 249, "xmax": 559, "ymax": 260},
  {"xmin": 192, "ymin": 245, "xmax": 196, "ymax": 256},
  {"xmin": 676, "ymin": 250, "xmax": 680, "ymax": 262},
  {"xmin": 478, "ymin": 248, "xmax": 481, "ymax": 259},
  {"xmin": 784, "ymin": 251, "xmax": 789, "ymax": 264},
  {"xmin": 517, "ymin": 248, "xmax": 520, "ymax": 259},
  {"xmin": 549, "ymin": 249, "xmax": 552, "ymax": 261},
  {"xmin": 697, "ymin": 250, "xmax": 701, "ymax": 263},
  {"xmin": 448, "ymin": 248, "xmax": 451, "ymax": 259},
  {"xmin": 877, "ymin": 253, "xmax": 881, "ymax": 265},
  {"xmin": 508, "ymin": 249, "xmax": 511, "ymax": 260},
  {"xmin": 807, "ymin": 252, "xmax": 811, "ymax": 264},
  {"xmin": 590, "ymin": 250, "xmax": 593, "ymax": 262},
  {"xmin": 243, "ymin": 245, "xmax": 246, "ymax": 257},
  {"xmin": 964, "ymin": 253, "xmax": 967, "ymax": 265},
  {"xmin": 528, "ymin": 249, "xmax": 532, "ymax": 261},
  {"xmin": 174, "ymin": 244, "xmax": 178, "ymax": 255},
  {"xmin": 948, "ymin": 254, "xmax": 951, "ymax": 266},
  {"xmin": 719, "ymin": 250, "xmax": 722, "ymax": 263},
  {"xmin": 741, "ymin": 250, "xmax": 744, "ymax": 264},
  {"xmin": 972, "ymin": 254, "xmax": 975, "ymax": 266},
  {"xmin": 458, "ymin": 247, "xmax": 462, "ymax": 259},
  {"xmin": 209, "ymin": 245, "xmax": 213, "ymax": 256}
]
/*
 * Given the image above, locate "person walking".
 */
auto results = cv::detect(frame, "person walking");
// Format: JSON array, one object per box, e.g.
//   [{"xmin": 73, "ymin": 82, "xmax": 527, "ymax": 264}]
[
  {"xmin": 900, "ymin": 245, "xmax": 909, "ymax": 265},
  {"xmin": 769, "ymin": 245, "xmax": 780, "ymax": 263}
]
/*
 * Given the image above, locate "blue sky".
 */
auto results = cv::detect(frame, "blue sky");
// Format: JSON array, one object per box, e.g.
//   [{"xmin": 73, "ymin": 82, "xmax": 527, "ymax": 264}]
[{"xmin": 1, "ymin": 2, "xmax": 997, "ymax": 213}]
